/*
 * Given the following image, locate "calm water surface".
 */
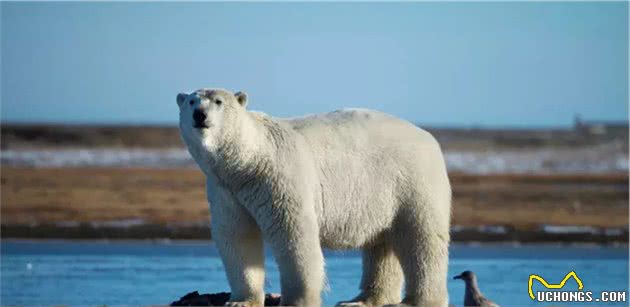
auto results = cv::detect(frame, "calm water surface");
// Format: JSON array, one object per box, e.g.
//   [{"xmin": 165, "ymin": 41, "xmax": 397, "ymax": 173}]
[{"xmin": 1, "ymin": 240, "xmax": 628, "ymax": 306}]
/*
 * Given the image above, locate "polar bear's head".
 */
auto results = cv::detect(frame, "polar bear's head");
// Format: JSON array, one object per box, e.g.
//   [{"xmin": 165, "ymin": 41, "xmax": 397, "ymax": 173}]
[{"xmin": 176, "ymin": 88, "xmax": 248, "ymax": 153}]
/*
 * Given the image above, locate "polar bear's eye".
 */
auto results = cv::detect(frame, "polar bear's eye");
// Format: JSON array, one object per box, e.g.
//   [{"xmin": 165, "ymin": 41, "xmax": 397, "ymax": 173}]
[
  {"xmin": 189, "ymin": 100, "xmax": 194, "ymax": 106},
  {"xmin": 215, "ymin": 99, "xmax": 222, "ymax": 106}
]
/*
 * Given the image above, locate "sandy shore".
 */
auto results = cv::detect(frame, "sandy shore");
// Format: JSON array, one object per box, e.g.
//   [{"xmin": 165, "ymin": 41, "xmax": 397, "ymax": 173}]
[{"xmin": 1, "ymin": 167, "xmax": 628, "ymax": 242}]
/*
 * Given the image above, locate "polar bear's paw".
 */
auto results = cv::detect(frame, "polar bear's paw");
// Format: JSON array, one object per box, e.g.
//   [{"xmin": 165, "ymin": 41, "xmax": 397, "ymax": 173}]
[
  {"xmin": 335, "ymin": 301, "xmax": 369, "ymax": 307},
  {"xmin": 224, "ymin": 301, "xmax": 258, "ymax": 307}
]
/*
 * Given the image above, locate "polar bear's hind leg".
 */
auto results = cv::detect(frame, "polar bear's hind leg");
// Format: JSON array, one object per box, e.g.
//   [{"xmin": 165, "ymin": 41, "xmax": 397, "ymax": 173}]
[
  {"xmin": 336, "ymin": 241, "xmax": 403, "ymax": 307},
  {"xmin": 393, "ymin": 200, "xmax": 450, "ymax": 307}
]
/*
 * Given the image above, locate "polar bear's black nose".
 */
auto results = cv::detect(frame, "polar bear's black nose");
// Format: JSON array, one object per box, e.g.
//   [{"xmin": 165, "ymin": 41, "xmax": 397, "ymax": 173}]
[{"xmin": 193, "ymin": 109, "xmax": 207, "ymax": 127}]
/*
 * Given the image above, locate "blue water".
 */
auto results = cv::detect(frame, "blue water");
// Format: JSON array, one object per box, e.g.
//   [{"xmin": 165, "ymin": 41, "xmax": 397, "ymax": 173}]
[{"xmin": 1, "ymin": 240, "xmax": 628, "ymax": 306}]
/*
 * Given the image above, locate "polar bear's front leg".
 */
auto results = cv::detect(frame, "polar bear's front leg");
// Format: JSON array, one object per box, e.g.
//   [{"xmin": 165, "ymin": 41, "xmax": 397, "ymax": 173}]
[
  {"xmin": 211, "ymin": 202, "xmax": 265, "ymax": 307},
  {"xmin": 214, "ymin": 225, "xmax": 265, "ymax": 306},
  {"xmin": 258, "ymin": 204, "xmax": 325, "ymax": 307}
]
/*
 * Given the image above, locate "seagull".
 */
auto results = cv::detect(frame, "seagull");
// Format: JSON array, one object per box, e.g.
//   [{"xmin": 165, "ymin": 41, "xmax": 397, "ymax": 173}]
[{"xmin": 453, "ymin": 271, "xmax": 499, "ymax": 307}]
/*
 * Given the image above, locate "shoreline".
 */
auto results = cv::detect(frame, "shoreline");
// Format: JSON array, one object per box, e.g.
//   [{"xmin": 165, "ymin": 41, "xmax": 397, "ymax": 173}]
[
  {"xmin": 2, "ymin": 237, "xmax": 628, "ymax": 248},
  {"xmin": 2, "ymin": 223, "xmax": 627, "ymax": 244}
]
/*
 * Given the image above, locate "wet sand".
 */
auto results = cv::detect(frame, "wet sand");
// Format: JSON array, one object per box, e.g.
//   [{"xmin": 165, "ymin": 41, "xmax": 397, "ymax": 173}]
[{"xmin": 1, "ymin": 167, "xmax": 627, "ymax": 242}]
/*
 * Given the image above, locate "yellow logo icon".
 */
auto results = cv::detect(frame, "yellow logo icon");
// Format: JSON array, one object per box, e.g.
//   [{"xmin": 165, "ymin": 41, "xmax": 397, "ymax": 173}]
[{"xmin": 528, "ymin": 271, "xmax": 584, "ymax": 300}]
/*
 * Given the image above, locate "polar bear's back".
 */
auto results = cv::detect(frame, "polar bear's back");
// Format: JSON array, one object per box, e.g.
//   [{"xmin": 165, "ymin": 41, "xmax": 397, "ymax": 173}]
[
  {"xmin": 280, "ymin": 109, "xmax": 450, "ymax": 248},
  {"xmin": 285, "ymin": 108, "xmax": 441, "ymax": 158},
  {"xmin": 283, "ymin": 109, "xmax": 447, "ymax": 188}
]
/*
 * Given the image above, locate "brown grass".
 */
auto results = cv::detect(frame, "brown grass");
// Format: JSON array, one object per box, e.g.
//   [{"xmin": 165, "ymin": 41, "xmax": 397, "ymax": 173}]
[{"xmin": 1, "ymin": 167, "xmax": 628, "ymax": 230}]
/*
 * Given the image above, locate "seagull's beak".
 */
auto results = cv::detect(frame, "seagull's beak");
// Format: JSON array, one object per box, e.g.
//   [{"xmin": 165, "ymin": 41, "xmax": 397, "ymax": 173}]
[{"xmin": 453, "ymin": 274, "xmax": 462, "ymax": 280}]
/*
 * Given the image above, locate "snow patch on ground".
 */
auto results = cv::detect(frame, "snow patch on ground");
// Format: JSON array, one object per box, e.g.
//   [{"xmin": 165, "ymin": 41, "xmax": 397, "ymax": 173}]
[{"xmin": 2, "ymin": 144, "xmax": 628, "ymax": 174}]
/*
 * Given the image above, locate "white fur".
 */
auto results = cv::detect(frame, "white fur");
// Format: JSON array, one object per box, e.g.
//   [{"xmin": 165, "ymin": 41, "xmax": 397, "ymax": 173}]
[{"xmin": 177, "ymin": 89, "xmax": 451, "ymax": 307}]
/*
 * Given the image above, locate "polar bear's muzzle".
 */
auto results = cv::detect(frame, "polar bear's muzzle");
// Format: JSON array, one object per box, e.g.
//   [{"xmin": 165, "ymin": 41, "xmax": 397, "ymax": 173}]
[{"xmin": 193, "ymin": 109, "xmax": 208, "ymax": 129}]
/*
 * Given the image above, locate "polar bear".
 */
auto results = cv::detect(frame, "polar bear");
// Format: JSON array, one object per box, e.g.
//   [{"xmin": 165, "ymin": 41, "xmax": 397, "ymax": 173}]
[{"xmin": 177, "ymin": 89, "xmax": 451, "ymax": 307}]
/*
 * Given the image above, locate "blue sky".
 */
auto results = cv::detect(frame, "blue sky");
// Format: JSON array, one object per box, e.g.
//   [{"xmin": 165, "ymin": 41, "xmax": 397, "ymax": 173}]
[{"xmin": 1, "ymin": 2, "xmax": 627, "ymax": 127}]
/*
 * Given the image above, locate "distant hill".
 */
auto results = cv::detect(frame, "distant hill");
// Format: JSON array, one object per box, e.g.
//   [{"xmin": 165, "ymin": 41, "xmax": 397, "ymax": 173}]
[
  {"xmin": 1, "ymin": 124, "xmax": 184, "ymax": 149},
  {"xmin": 1, "ymin": 123, "xmax": 627, "ymax": 150}
]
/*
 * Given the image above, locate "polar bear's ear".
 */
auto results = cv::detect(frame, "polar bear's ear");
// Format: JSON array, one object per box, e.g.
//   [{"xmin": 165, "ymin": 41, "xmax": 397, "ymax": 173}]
[
  {"xmin": 235, "ymin": 91, "xmax": 248, "ymax": 108},
  {"xmin": 177, "ymin": 93, "xmax": 187, "ymax": 107}
]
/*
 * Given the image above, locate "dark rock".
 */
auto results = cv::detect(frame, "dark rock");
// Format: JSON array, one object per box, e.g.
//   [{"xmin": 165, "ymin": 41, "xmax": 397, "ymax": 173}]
[
  {"xmin": 170, "ymin": 291, "xmax": 281, "ymax": 306},
  {"xmin": 264, "ymin": 293, "xmax": 282, "ymax": 306}
]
